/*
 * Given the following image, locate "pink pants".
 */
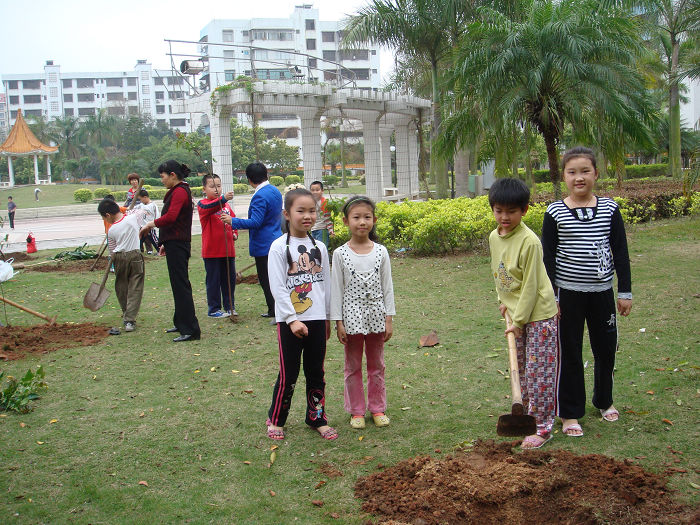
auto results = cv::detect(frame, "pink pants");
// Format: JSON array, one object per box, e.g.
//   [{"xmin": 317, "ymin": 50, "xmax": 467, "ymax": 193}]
[{"xmin": 344, "ymin": 332, "xmax": 386, "ymax": 415}]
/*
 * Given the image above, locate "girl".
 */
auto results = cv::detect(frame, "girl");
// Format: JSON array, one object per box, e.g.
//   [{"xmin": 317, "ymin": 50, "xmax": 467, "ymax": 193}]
[
  {"xmin": 197, "ymin": 173, "xmax": 238, "ymax": 318},
  {"xmin": 265, "ymin": 188, "xmax": 337, "ymax": 441},
  {"xmin": 330, "ymin": 196, "xmax": 395, "ymax": 430},
  {"xmin": 541, "ymin": 147, "xmax": 632, "ymax": 437}
]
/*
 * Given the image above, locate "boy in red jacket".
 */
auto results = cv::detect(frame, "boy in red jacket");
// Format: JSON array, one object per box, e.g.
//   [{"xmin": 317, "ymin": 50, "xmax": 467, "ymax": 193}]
[{"xmin": 197, "ymin": 174, "xmax": 238, "ymax": 318}]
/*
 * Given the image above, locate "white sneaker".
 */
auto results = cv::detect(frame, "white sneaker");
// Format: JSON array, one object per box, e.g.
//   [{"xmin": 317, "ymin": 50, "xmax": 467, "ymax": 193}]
[
  {"xmin": 229, "ymin": 310, "xmax": 239, "ymax": 317},
  {"xmin": 124, "ymin": 322, "xmax": 135, "ymax": 332},
  {"xmin": 208, "ymin": 310, "xmax": 230, "ymax": 318}
]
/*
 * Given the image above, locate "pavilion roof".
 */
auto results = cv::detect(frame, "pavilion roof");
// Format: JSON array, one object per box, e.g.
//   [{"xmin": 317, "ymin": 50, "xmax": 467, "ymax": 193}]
[{"xmin": 0, "ymin": 109, "xmax": 58, "ymax": 156}]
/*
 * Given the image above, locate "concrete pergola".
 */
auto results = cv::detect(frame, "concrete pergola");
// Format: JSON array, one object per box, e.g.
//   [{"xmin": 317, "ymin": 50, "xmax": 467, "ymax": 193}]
[
  {"xmin": 0, "ymin": 109, "xmax": 58, "ymax": 187},
  {"xmin": 177, "ymin": 82, "xmax": 431, "ymax": 201}
]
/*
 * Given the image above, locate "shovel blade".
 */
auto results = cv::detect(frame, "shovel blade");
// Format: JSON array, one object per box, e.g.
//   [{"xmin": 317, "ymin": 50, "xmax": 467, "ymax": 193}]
[
  {"xmin": 496, "ymin": 414, "xmax": 537, "ymax": 437},
  {"xmin": 83, "ymin": 283, "xmax": 110, "ymax": 311}
]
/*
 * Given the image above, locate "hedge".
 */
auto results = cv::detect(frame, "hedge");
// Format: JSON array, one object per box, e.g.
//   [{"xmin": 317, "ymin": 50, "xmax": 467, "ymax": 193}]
[
  {"xmin": 285, "ymin": 175, "xmax": 301, "ymax": 185},
  {"xmin": 529, "ymin": 163, "xmax": 669, "ymax": 183},
  {"xmin": 234, "ymin": 184, "xmax": 251, "ymax": 194},
  {"xmin": 74, "ymin": 188, "xmax": 93, "ymax": 203},
  {"xmin": 269, "ymin": 176, "xmax": 284, "ymax": 187},
  {"xmin": 93, "ymin": 188, "xmax": 111, "ymax": 198}
]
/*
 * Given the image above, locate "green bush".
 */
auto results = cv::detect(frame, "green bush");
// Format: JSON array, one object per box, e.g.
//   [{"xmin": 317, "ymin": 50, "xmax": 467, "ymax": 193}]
[
  {"xmin": 0, "ymin": 366, "xmax": 47, "ymax": 414},
  {"xmin": 73, "ymin": 188, "xmax": 93, "ymax": 203},
  {"xmin": 142, "ymin": 184, "xmax": 152, "ymax": 190},
  {"xmin": 358, "ymin": 175, "xmax": 366, "ymax": 185},
  {"xmin": 324, "ymin": 175, "xmax": 339, "ymax": 187},
  {"xmin": 285, "ymin": 175, "xmax": 301, "ymax": 185},
  {"xmin": 110, "ymin": 190, "xmax": 127, "ymax": 202},
  {"xmin": 234, "ymin": 184, "xmax": 251, "ymax": 194},
  {"xmin": 143, "ymin": 177, "xmax": 163, "ymax": 187},
  {"xmin": 145, "ymin": 188, "xmax": 167, "ymax": 200},
  {"xmin": 269, "ymin": 176, "xmax": 285, "ymax": 187},
  {"xmin": 185, "ymin": 176, "xmax": 203, "ymax": 187},
  {"xmin": 623, "ymin": 163, "xmax": 668, "ymax": 179},
  {"xmin": 93, "ymin": 187, "xmax": 111, "ymax": 198}
]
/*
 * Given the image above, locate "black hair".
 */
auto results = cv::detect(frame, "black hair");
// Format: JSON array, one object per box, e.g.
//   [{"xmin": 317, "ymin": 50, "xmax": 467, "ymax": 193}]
[
  {"xmin": 562, "ymin": 146, "xmax": 598, "ymax": 173},
  {"xmin": 104, "ymin": 194, "xmax": 115, "ymax": 201},
  {"xmin": 201, "ymin": 173, "xmax": 221, "ymax": 188},
  {"xmin": 310, "ymin": 180, "xmax": 323, "ymax": 190},
  {"xmin": 342, "ymin": 195, "xmax": 379, "ymax": 241},
  {"xmin": 488, "ymin": 178, "xmax": 530, "ymax": 210},
  {"xmin": 283, "ymin": 187, "xmax": 318, "ymax": 266},
  {"xmin": 245, "ymin": 162, "xmax": 268, "ymax": 184},
  {"xmin": 138, "ymin": 189, "xmax": 149, "ymax": 198},
  {"xmin": 7, "ymin": 196, "xmax": 12, "ymax": 200},
  {"xmin": 98, "ymin": 198, "xmax": 120, "ymax": 216},
  {"xmin": 158, "ymin": 160, "xmax": 191, "ymax": 180}
]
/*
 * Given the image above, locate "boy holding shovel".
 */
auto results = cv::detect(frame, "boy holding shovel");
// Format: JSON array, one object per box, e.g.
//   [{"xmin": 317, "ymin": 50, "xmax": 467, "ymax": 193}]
[{"xmin": 97, "ymin": 198, "xmax": 146, "ymax": 333}]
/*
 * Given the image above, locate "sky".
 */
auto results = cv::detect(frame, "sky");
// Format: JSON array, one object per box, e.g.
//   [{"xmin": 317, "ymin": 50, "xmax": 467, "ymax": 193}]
[{"xmin": 0, "ymin": 0, "xmax": 393, "ymax": 80}]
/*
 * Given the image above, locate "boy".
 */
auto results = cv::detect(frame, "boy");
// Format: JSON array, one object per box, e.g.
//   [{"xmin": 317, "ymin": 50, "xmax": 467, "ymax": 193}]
[
  {"xmin": 488, "ymin": 178, "xmax": 558, "ymax": 449},
  {"xmin": 7, "ymin": 196, "xmax": 16, "ymax": 230},
  {"xmin": 309, "ymin": 181, "xmax": 334, "ymax": 246},
  {"xmin": 124, "ymin": 173, "xmax": 140, "ymax": 207},
  {"xmin": 134, "ymin": 189, "xmax": 159, "ymax": 254},
  {"xmin": 97, "ymin": 198, "xmax": 146, "ymax": 332}
]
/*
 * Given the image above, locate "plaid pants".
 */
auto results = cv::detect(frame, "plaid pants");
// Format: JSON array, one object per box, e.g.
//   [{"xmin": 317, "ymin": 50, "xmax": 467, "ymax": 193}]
[{"xmin": 515, "ymin": 316, "xmax": 559, "ymax": 437}]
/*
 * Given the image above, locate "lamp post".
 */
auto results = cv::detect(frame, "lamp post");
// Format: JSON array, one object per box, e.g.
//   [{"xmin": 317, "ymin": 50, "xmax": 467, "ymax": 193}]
[{"xmin": 390, "ymin": 144, "xmax": 396, "ymax": 186}]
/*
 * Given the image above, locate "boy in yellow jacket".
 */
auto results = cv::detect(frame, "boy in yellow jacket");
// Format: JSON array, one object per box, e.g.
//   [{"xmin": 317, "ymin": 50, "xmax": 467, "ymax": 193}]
[{"xmin": 488, "ymin": 178, "xmax": 558, "ymax": 449}]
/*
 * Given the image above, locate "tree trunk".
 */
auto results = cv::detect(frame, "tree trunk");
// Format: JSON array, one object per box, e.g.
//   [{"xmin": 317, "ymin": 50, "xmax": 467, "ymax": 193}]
[
  {"xmin": 543, "ymin": 130, "xmax": 561, "ymax": 200},
  {"xmin": 454, "ymin": 147, "xmax": 470, "ymax": 197},
  {"xmin": 524, "ymin": 123, "xmax": 535, "ymax": 196},
  {"xmin": 417, "ymin": 110, "xmax": 432, "ymax": 199},
  {"xmin": 669, "ymin": 39, "xmax": 682, "ymax": 179},
  {"xmin": 430, "ymin": 60, "xmax": 449, "ymax": 198},
  {"xmin": 512, "ymin": 125, "xmax": 519, "ymax": 178}
]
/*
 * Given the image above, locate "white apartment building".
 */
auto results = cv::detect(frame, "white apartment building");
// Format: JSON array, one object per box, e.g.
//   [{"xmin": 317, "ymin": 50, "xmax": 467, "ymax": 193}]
[
  {"xmin": 0, "ymin": 94, "xmax": 7, "ymax": 140},
  {"xmin": 1, "ymin": 60, "xmax": 193, "ymax": 133},
  {"xmin": 196, "ymin": 4, "xmax": 381, "ymax": 153},
  {"xmin": 681, "ymin": 77, "xmax": 700, "ymax": 132}
]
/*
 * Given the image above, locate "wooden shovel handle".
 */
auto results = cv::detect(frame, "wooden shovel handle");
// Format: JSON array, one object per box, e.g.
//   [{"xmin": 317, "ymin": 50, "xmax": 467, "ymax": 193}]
[
  {"xmin": 0, "ymin": 295, "xmax": 57, "ymax": 324},
  {"xmin": 236, "ymin": 261, "xmax": 257, "ymax": 276},
  {"xmin": 504, "ymin": 312, "xmax": 524, "ymax": 411}
]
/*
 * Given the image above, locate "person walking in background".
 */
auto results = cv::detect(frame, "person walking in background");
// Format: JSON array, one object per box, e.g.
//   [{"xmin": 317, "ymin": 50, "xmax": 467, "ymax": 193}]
[
  {"xmin": 140, "ymin": 160, "xmax": 200, "ymax": 342},
  {"xmin": 7, "ymin": 196, "xmax": 16, "ymax": 230},
  {"xmin": 331, "ymin": 196, "xmax": 395, "ymax": 430},
  {"xmin": 221, "ymin": 162, "xmax": 282, "ymax": 320},
  {"xmin": 34, "ymin": 187, "xmax": 41, "ymax": 201},
  {"xmin": 309, "ymin": 181, "xmax": 334, "ymax": 246}
]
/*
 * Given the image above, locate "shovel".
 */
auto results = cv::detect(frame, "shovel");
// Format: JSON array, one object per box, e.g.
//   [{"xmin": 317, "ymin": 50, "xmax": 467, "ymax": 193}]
[
  {"xmin": 235, "ymin": 261, "xmax": 257, "ymax": 284},
  {"xmin": 496, "ymin": 312, "xmax": 537, "ymax": 437},
  {"xmin": 83, "ymin": 262, "xmax": 112, "ymax": 311}
]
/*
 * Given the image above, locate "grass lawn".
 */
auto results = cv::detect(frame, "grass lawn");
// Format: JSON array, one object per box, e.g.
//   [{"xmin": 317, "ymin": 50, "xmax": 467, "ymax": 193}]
[
  {"xmin": 0, "ymin": 184, "xmax": 132, "ymax": 209},
  {"xmin": 0, "ymin": 217, "xmax": 698, "ymax": 523}
]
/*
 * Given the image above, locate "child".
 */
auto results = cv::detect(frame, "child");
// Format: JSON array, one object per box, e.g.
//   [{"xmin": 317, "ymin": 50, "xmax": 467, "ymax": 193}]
[
  {"xmin": 330, "ymin": 196, "xmax": 395, "ymax": 429},
  {"xmin": 309, "ymin": 181, "xmax": 334, "ymax": 246},
  {"xmin": 124, "ymin": 173, "xmax": 140, "ymax": 207},
  {"xmin": 134, "ymin": 189, "xmax": 160, "ymax": 254},
  {"xmin": 265, "ymin": 188, "xmax": 336, "ymax": 441},
  {"xmin": 197, "ymin": 174, "xmax": 238, "ymax": 318},
  {"xmin": 7, "ymin": 196, "xmax": 16, "ymax": 230},
  {"xmin": 97, "ymin": 198, "xmax": 146, "ymax": 332},
  {"xmin": 542, "ymin": 146, "xmax": 632, "ymax": 437},
  {"xmin": 488, "ymin": 178, "xmax": 559, "ymax": 449}
]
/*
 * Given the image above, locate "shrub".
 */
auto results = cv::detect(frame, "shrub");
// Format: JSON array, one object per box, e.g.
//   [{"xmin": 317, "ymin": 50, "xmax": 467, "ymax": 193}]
[
  {"xmin": 623, "ymin": 163, "xmax": 668, "ymax": 179},
  {"xmin": 324, "ymin": 175, "xmax": 339, "ymax": 187},
  {"xmin": 269, "ymin": 176, "xmax": 285, "ymax": 187},
  {"xmin": 285, "ymin": 175, "xmax": 301, "ymax": 185},
  {"xmin": 146, "ymin": 188, "xmax": 167, "ymax": 200},
  {"xmin": 0, "ymin": 366, "xmax": 47, "ymax": 414},
  {"xmin": 358, "ymin": 175, "xmax": 366, "ymax": 185},
  {"xmin": 142, "ymin": 184, "xmax": 152, "ymax": 190},
  {"xmin": 143, "ymin": 177, "xmax": 163, "ymax": 187},
  {"xmin": 93, "ymin": 187, "xmax": 111, "ymax": 198},
  {"xmin": 110, "ymin": 190, "xmax": 127, "ymax": 202},
  {"xmin": 234, "ymin": 183, "xmax": 251, "ymax": 194},
  {"xmin": 74, "ymin": 188, "xmax": 93, "ymax": 203}
]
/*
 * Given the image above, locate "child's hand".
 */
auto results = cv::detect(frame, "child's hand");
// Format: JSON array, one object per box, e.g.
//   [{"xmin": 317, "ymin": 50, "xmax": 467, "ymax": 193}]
[
  {"xmin": 617, "ymin": 298, "xmax": 632, "ymax": 317},
  {"xmin": 233, "ymin": 232, "xmax": 238, "ymax": 240},
  {"xmin": 224, "ymin": 191, "xmax": 234, "ymax": 201},
  {"xmin": 289, "ymin": 320, "xmax": 308, "ymax": 338},
  {"xmin": 139, "ymin": 221, "xmax": 154, "ymax": 238},
  {"xmin": 325, "ymin": 320, "xmax": 331, "ymax": 341},
  {"xmin": 505, "ymin": 324, "xmax": 523, "ymax": 339},
  {"xmin": 336, "ymin": 321, "xmax": 347, "ymax": 344},
  {"xmin": 498, "ymin": 304, "xmax": 508, "ymax": 317},
  {"xmin": 158, "ymin": 245, "xmax": 166, "ymax": 256},
  {"xmin": 220, "ymin": 214, "xmax": 232, "ymax": 225},
  {"xmin": 384, "ymin": 316, "xmax": 393, "ymax": 342}
]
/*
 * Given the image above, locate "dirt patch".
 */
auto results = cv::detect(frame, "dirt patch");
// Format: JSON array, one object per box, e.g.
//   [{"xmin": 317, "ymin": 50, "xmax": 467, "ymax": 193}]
[
  {"xmin": 0, "ymin": 322, "xmax": 109, "ymax": 360},
  {"xmin": 24, "ymin": 256, "xmax": 159, "ymax": 274},
  {"xmin": 2, "ymin": 252, "xmax": 38, "ymax": 263},
  {"xmin": 237, "ymin": 273, "xmax": 259, "ymax": 285},
  {"xmin": 355, "ymin": 440, "xmax": 698, "ymax": 525}
]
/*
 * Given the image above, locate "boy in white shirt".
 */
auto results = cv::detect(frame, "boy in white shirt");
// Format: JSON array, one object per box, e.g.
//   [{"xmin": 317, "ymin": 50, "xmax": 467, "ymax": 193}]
[
  {"xmin": 134, "ymin": 189, "xmax": 159, "ymax": 254},
  {"xmin": 98, "ymin": 198, "xmax": 146, "ymax": 332}
]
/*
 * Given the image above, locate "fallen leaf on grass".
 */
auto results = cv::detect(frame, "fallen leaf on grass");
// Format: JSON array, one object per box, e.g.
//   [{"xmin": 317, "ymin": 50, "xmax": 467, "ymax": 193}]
[
  {"xmin": 36, "ymin": 441, "xmax": 44, "ymax": 445},
  {"xmin": 311, "ymin": 500, "xmax": 323, "ymax": 507},
  {"xmin": 646, "ymin": 390, "xmax": 654, "ymax": 395},
  {"xmin": 486, "ymin": 353, "xmax": 498, "ymax": 358},
  {"xmin": 662, "ymin": 419, "xmax": 673, "ymax": 425},
  {"xmin": 194, "ymin": 370, "xmax": 200, "ymax": 374},
  {"xmin": 138, "ymin": 480, "xmax": 149, "ymax": 487},
  {"xmin": 139, "ymin": 412, "xmax": 145, "ymax": 418},
  {"xmin": 269, "ymin": 490, "xmax": 276, "ymax": 496},
  {"xmin": 419, "ymin": 330, "xmax": 439, "ymax": 347},
  {"xmin": 270, "ymin": 451, "xmax": 277, "ymax": 465},
  {"xmin": 400, "ymin": 407, "xmax": 411, "ymax": 411},
  {"xmin": 330, "ymin": 513, "xmax": 340, "ymax": 519},
  {"xmin": 243, "ymin": 461, "xmax": 251, "ymax": 465},
  {"xmin": 210, "ymin": 367, "xmax": 217, "ymax": 372},
  {"xmin": 19, "ymin": 422, "xmax": 26, "ymax": 428},
  {"xmin": 315, "ymin": 480, "xmax": 326, "ymax": 489},
  {"xmin": 231, "ymin": 370, "xmax": 240, "ymax": 374},
  {"xmin": 49, "ymin": 419, "xmax": 58, "ymax": 424},
  {"xmin": 358, "ymin": 436, "xmax": 364, "ymax": 441},
  {"xmin": 690, "ymin": 482, "xmax": 700, "ymax": 490},
  {"xmin": 270, "ymin": 445, "xmax": 279, "ymax": 451}
]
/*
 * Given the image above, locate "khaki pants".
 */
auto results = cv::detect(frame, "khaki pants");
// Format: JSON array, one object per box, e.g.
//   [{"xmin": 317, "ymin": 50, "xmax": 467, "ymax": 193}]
[{"xmin": 112, "ymin": 250, "xmax": 145, "ymax": 323}]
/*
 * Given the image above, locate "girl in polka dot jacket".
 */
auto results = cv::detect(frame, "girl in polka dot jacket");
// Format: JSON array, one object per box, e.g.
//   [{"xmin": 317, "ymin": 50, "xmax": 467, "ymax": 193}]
[{"xmin": 331, "ymin": 196, "xmax": 396, "ymax": 430}]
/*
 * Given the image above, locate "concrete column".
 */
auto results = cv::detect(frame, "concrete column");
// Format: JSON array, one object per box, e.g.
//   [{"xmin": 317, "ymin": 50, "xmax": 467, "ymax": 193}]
[
  {"xmin": 8, "ymin": 157, "xmax": 15, "ymax": 187},
  {"xmin": 33, "ymin": 154, "xmax": 39, "ymax": 185},
  {"xmin": 395, "ymin": 124, "xmax": 411, "ymax": 197},
  {"xmin": 408, "ymin": 125, "xmax": 420, "ymax": 197},
  {"xmin": 46, "ymin": 155, "xmax": 52, "ymax": 184},
  {"xmin": 379, "ymin": 129, "xmax": 393, "ymax": 188},
  {"xmin": 301, "ymin": 115, "xmax": 322, "ymax": 187},
  {"xmin": 210, "ymin": 113, "xmax": 233, "ymax": 193},
  {"xmin": 362, "ymin": 116, "xmax": 382, "ymax": 202}
]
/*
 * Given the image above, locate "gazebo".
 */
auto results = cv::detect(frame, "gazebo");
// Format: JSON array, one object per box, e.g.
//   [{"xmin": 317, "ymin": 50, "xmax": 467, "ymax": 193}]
[{"xmin": 0, "ymin": 109, "xmax": 58, "ymax": 187}]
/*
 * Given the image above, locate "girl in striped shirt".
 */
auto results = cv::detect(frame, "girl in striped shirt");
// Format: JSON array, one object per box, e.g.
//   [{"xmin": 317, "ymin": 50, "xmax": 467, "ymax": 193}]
[{"xmin": 542, "ymin": 147, "xmax": 632, "ymax": 438}]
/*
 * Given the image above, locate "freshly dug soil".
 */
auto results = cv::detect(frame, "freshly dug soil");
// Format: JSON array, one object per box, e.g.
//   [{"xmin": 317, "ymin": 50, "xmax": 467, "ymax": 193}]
[
  {"xmin": 355, "ymin": 440, "xmax": 697, "ymax": 525},
  {"xmin": 237, "ymin": 273, "xmax": 259, "ymax": 285},
  {"xmin": 26, "ymin": 256, "xmax": 159, "ymax": 274},
  {"xmin": 2, "ymin": 252, "xmax": 37, "ymax": 263},
  {"xmin": 0, "ymin": 323, "xmax": 109, "ymax": 360}
]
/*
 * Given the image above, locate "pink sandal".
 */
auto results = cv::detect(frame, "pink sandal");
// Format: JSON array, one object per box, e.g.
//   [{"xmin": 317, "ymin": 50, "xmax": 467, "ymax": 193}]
[
  {"xmin": 266, "ymin": 419, "xmax": 284, "ymax": 440},
  {"xmin": 314, "ymin": 426, "xmax": 338, "ymax": 440},
  {"xmin": 520, "ymin": 434, "xmax": 552, "ymax": 449}
]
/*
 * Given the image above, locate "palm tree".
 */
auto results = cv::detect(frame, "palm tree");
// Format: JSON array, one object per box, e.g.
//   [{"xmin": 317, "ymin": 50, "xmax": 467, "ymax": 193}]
[
  {"xmin": 48, "ymin": 116, "xmax": 82, "ymax": 160},
  {"xmin": 81, "ymin": 109, "xmax": 118, "ymax": 149},
  {"xmin": 343, "ymin": 0, "xmax": 474, "ymax": 198},
  {"xmin": 446, "ymin": 0, "xmax": 656, "ymax": 198}
]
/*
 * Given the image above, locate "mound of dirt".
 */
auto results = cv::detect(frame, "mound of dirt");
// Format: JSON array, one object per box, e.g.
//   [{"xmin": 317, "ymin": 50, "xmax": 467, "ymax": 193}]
[
  {"xmin": 26, "ymin": 256, "xmax": 159, "ymax": 274},
  {"xmin": 237, "ymin": 273, "xmax": 259, "ymax": 285},
  {"xmin": 2, "ymin": 252, "xmax": 37, "ymax": 263},
  {"xmin": 0, "ymin": 322, "xmax": 109, "ymax": 360},
  {"xmin": 355, "ymin": 440, "xmax": 697, "ymax": 525}
]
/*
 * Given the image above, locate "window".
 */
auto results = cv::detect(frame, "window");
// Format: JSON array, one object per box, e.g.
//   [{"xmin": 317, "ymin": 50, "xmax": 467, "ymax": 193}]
[
  {"xmin": 323, "ymin": 70, "xmax": 338, "ymax": 82},
  {"xmin": 225, "ymin": 70, "xmax": 236, "ymax": 81},
  {"xmin": 140, "ymin": 71, "xmax": 149, "ymax": 81},
  {"xmin": 78, "ymin": 107, "xmax": 95, "ymax": 116},
  {"xmin": 371, "ymin": 50, "xmax": 377, "ymax": 55},
  {"xmin": 23, "ymin": 80, "xmax": 41, "ymax": 89},
  {"xmin": 107, "ymin": 92, "xmax": 124, "ymax": 101},
  {"xmin": 77, "ymin": 93, "xmax": 95, "ymax": 102},
  {"xmin": 222, "ymin": 30, "xmax": 234, "ymax": 42},
  {"xmin": 167, "ymin": 77, "xmax": 184, "ymax": 85},
  {"xmin": 339, "ymin": 50, "xmax": 369, "ymax": 61},
  {"xmin": 156, "ymin": 105, "xmax": 165, "ymax": 114},
  {"xmin": 264, "ymin": 127, "xmax": 298, "ymax": 139},
  {"xmin": 48, "ymin": 73, "xmax": 58, "ymax": 83},
  {"xmin": 306, "ymin": 39, "xmax": 316, "ymax": 50},
  {"xmin": 170, "ymin": 118, "xmax": 186, "ymax": 127},
  {"xmin": 322, "ymin": 50, "xmax": 336, "ymax": 62},
  {"xmin": 154, "ymin": 77, "xmax": 163, "ymax": 85},
  {"xmin": 321, "ymin": 31, "xmax": 335, "ymax": 43},
  {"xmin": 25, "ymin": 109, "xmax": 42, "ymax": 117},
  {"xmin": 128, "ymin": 92, "xmax": 137, "ymax": 100},
  {"xmin": 224, "ymin": 49, "xmax": 235, "ymax": 60},
  {"xmin": 350, "ymin": 68, "xmax": 370, "ymax": 80},
  {"xmin": 168, "ymin": 91, "xmax": 184, "ymax": 99},
  {"xmin": 10, "ymin": 110, "xmax": 17, "ymax": 118},
  {"xmin": 253, "ymin": 30, "xmax": 293, "ymax": 41},
  {"xmin": 155, "ymin": 91, "xmax": 164, "ymax": 100},
  {"xmin": 65, "ymin": 109, "xmax": 76, "ymax": 116},
  {"xmin": 63, "ymin": 94, "xmax": 73, "ymax": 102},
  {"xmin": 8, "ymin": 81, "xmax": 19, "ymax": 90},
  {"xmin": 107, "ymin": 106, "xmax": 123, "ymax": 116},
  {"xmin": 142, "ymin": 84, "xmax": 150, "ymax": 95},
  {"xmin": 50, "ymin": 101, "xmax": 59, "ymax": 112},
  {"xmin": 127, "ymin": 77, "xmax": 137, "ymax": 86},
  {"xmin": 242, "ymin": 30, "xmax": 249, "ymax": 37},
  {"xmin": 9, "ymin": 95, "xmax": 19, "ymax": 104},
  {"xmin": 305, "ymin": 19, "xmax": 315, "ymax": 30},
  {"xmin": 49, "ymin": 87, "xmax": 58, "ymax": 97},
  {"xmin": 308, "ymin": 58, "xmax": 317, "ymax": 69},
  {"xmin": 106, "ymin": 78, "xmax": 123, "ymax": 87},
  {"xmin": 24, "ymin": 95, "xmax": 42, "ymax": 104},
  {"xmin": 76, "ymin": 78, "xmax": 93, "ymax": 89}
]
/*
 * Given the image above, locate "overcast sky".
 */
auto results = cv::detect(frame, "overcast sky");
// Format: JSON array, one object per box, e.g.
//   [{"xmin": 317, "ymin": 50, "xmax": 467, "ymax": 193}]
[{"xmin": 0, "ymin": 0, "xmax": 393, "ymax": 79}]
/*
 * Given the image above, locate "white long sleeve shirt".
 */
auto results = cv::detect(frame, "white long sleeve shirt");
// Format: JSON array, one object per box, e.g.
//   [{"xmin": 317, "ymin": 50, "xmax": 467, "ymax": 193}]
[{"xmin": 107, "ymin": 209, "xmax": 147, "ymax": 253}]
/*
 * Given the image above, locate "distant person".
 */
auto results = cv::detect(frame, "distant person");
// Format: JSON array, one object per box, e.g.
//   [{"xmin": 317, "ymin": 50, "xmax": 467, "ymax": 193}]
[
  {"xmin": 309, "ymin": 181, "xmax": 334, "ymax": 246},
  {"xmin": 134, "ymin": 189, "xmax": 159, "ymax": 254},
  {"xmin": 140, "ymin": 160, "xmax": 200, "ymax": 342},
  {"xmin": 124, "ymin": 173, "xmax": 140, "ymax": 207},
  {"xmin": 221, "ymin": 162, "xmax": 282, "ymax": 319},
  {"xmin": 7, "ymin": 196, "xmax": 16, "ymax": 230},
  {"xmin": 34, "ymin": 187, "xmax": 41, "ymax": 201}
]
